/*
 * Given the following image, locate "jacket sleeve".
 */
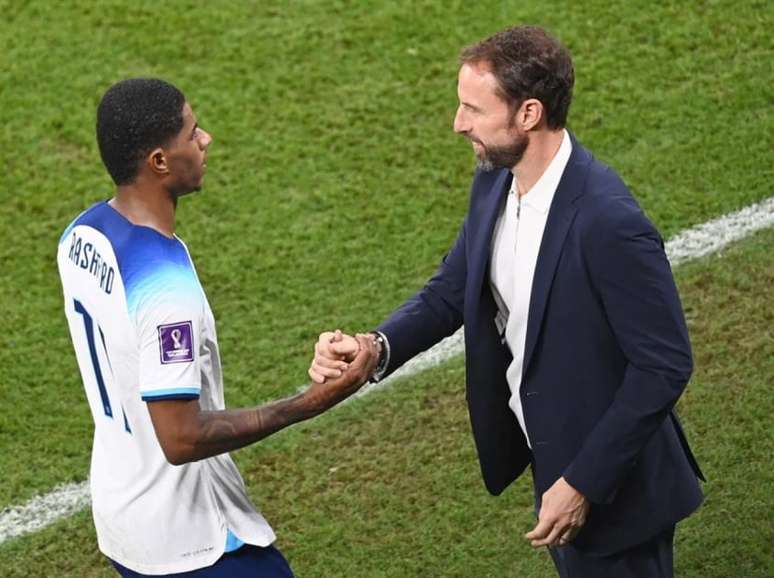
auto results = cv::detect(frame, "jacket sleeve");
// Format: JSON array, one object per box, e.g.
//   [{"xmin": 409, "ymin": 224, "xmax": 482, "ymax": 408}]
[
  {"xmin": 376, "ymin": 216, "xmax": 468, "ymax": 376},
  {"xmin": 563, "ymin": 195, "xmax": 693, "ymax": 504}
]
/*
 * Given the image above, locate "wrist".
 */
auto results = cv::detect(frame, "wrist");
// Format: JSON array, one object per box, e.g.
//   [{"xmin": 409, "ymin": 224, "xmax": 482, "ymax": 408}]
[
  {"xmin": 368, "ymin": 331, "xmax": 389, "ymax": 383},
  {"xmin": 295, "ymin": 390, "xmax": 328, "ymax": 419}
]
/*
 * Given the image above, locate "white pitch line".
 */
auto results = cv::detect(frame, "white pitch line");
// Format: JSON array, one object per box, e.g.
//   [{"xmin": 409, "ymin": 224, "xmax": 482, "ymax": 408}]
[
  {"xmin": 0, "ymin": 482, "xmax": 90, "ymax": 544},
  {"xmin": 2, "ymin": 196, "xmax": 773, "ymax": 546},
  {"xmin": 665, "ymin": 197, "xmax": 774, "ymax": 266}
]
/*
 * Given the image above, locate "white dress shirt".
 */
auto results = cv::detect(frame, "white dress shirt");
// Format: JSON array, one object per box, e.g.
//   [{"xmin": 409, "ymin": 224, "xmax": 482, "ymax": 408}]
[{"xmin": 489, "ymin": 130, "xmax": 572, "ymax": 447}]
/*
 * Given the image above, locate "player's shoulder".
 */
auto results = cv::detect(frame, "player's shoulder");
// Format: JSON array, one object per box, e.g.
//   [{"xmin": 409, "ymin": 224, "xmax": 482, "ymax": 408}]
[
  {"xmin": 59, "ymin": 201, "xmax": 110, "ymax": 243},
  {"xmin": 117, "ymin": 228, "xmax": 199, "ymax": 318},
  {"xmin": 59, "ymin": 201, "xmax": 200, "ymax": 313},
  {"xmin": 58, "ymin": 200, "xmax": 141, "ymax": 259}
]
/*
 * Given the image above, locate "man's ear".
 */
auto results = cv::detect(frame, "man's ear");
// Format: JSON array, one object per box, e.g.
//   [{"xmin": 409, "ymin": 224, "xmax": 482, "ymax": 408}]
[
  {"xmin": 516, "ymin": 98, "xmax": 544, "ymax": 132},
  {"xmin": 147, "ymin": 148, "xmax": 169, "ymax": 176}
]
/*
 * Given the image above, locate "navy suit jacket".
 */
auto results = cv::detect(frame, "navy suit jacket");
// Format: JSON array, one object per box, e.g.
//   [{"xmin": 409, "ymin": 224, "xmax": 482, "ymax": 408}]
[{"xmin": 377, "ymin": 134, "xmax": 704, "ymax": 555}]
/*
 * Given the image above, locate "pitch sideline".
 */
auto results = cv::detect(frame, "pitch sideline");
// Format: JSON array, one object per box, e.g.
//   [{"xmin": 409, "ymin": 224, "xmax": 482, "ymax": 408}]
[{"xmin": 1, "ymin": 196, "xmax": 772, "ymax": 546}]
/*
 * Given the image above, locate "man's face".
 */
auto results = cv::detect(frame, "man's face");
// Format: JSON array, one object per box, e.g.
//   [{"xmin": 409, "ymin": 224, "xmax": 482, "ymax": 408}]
[
  {"xmin": 453, "ymin": 62, "xmax": 527, "ymax": 171},
  {"xmin": 163, "ymin": 102, "xmax": 212, "ymax": 196}
]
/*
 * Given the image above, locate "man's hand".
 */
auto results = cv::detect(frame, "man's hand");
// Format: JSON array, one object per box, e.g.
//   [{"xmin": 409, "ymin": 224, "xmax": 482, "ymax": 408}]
[
  {"xmin": 525, "ymin": 476, "xmax": 590, "ymax": 548},
  {"xmin": 308, "ymin": 329, "xmax": 361, "ymax": 383},
  {"xmin": 303, "ymin": 334, "xmax": 379, "ymax": 411}
]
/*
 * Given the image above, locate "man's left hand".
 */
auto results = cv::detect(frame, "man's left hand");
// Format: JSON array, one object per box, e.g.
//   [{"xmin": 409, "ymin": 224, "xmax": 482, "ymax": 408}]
[{"xmin": 525, "ymin": 476, "xmax": 590, "ymax": 548}]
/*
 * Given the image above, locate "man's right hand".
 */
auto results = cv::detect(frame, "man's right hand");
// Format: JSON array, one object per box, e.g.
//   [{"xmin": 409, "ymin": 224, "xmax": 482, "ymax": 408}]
[
  {"xmin": 308, "ymin": 329, "xmax": 362, "ymax": 383},
  {"xmin": 304, "ymin": 334, "xmax": 379, "ymax": 411}
]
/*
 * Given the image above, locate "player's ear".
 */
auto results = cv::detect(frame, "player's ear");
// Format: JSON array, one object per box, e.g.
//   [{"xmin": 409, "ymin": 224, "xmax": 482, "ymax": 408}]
[{"xmin": 148, "ymin": 148, "xmax": 170, "ymax": 176}]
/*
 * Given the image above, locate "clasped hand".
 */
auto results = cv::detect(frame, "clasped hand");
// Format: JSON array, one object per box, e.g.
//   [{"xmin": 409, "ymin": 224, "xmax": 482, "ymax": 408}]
[
  {"xmin": 308, "ymin": 330, "xmax": 377, "ymax": 384},
  {"xmin": 304, "ymin": 331, "xmax": 379, "ymax": 412}
]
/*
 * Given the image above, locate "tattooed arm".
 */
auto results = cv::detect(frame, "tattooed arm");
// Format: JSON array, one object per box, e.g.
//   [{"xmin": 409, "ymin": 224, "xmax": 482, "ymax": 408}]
[{"xmin": 147, "ymin": 334, "xmax": 379, "ymax": 465}]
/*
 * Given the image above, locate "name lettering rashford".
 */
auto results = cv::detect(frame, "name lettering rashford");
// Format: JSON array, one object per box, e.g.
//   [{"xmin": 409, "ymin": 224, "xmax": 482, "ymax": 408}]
[{"xmin": 67, "ymin": 232, "xmax": 115, "ymax": 294}]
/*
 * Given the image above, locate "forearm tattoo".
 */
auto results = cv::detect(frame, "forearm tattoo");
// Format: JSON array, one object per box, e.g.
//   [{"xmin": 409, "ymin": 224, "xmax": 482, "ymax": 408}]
[{"xmin": 189, "ymin": 395, "xmax": 311, "ymax": 461}]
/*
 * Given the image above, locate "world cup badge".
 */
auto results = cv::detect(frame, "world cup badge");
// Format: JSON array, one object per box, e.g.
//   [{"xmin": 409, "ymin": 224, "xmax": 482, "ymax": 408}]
[{"xmin": 157, "ymin": 321, "xmax": 194, "ymax": 364}]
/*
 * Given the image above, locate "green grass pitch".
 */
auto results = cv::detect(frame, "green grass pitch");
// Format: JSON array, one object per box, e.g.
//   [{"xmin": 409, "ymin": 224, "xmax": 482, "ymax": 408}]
[{"xmin": 0, "ymin": 0, "xmax": 772, "ymax": 576}]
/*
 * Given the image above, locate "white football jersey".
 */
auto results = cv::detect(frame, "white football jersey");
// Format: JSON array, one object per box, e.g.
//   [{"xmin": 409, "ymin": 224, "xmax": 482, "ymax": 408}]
[{"xmin": 57, "ymin": 201, "xmax": 275, "ymax": 575}]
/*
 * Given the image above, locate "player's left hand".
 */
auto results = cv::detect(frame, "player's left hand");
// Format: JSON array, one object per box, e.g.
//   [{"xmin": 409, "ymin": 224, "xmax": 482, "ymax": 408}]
[{"xmin": 525, "ymin": 476, "xmax": 590, "ymax": 548}]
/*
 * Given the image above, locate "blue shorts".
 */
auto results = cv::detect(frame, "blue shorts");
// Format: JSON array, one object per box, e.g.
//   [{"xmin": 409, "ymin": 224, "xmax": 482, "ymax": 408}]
[{"xmin": 110, "ymin": 544, "xmax": 295, "ymax": 577}]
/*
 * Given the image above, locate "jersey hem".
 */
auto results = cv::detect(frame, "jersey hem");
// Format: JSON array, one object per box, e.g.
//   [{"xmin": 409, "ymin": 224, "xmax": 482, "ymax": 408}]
[{"xmin": 99, "ymin": 535, "xmax": 276, "ymax": 576}]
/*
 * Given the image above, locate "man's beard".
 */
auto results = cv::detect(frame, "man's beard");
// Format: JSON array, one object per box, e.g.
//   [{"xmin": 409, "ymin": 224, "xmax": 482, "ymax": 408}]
[{"xmin": 473, "ymin": 132, "xmax": 528, "ymax": 171}]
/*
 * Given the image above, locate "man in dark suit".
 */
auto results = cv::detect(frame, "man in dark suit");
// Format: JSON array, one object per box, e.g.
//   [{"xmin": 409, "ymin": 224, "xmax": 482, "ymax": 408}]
[{"xmin": 309, "ymin": 25, "xmax": 703, "ymax": 577}]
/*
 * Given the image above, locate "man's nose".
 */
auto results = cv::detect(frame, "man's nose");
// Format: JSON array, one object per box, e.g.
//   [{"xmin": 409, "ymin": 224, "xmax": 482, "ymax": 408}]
[
  {"xmin": 453, "ymin": 106, "xmax": 467, "ymax": 134},
  {"xmin": 199, "ymin": 129, "xmax": 213, "ymax": 149}
]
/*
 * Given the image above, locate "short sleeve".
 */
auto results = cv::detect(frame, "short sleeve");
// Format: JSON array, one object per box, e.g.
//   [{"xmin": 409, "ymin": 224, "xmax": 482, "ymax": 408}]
[{"xmin": 132, "ymin": 268, "xmax": 203, "ymax": 402}]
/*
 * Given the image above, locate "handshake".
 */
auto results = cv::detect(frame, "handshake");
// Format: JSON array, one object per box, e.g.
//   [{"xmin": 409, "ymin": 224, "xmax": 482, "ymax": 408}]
[{"xmin": 302, "ymin": 330, "xmax": 384, "ymax": 412}]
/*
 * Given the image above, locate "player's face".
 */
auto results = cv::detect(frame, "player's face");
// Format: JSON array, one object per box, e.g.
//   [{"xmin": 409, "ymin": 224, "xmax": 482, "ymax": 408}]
[
  {"xmin": 453, "ymin": 62, "xmax": 528, "ymax": 171},
  {"xmin": 164, "ymin": 102, "xmax": 212, "ymax": 197}
]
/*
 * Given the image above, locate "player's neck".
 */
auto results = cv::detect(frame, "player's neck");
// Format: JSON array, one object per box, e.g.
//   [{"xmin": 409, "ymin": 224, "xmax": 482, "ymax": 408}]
[{"xmin": 110, "ymin": 182, "xmax": 177, "ymax": 238}]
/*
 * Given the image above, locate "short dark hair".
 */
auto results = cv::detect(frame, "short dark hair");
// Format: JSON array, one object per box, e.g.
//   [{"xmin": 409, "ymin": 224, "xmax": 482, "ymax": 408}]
[
  {"xmin": 460, "ymin": 26, "xmax": 574, "ymax": 129},
  {"xmin": 96, "ymin": 78, "xmax": 186, "ymax": 185}
]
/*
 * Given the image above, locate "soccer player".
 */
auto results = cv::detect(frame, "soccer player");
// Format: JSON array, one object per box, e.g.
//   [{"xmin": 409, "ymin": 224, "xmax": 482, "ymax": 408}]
[{"xmin": 57, "ymin": 78, "xmax": 377, "ymax": 577}]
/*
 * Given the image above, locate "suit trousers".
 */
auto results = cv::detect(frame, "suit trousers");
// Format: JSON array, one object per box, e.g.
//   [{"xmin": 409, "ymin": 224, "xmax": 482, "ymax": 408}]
[{"xmin": 549, "ymin": 526, "xmax": 675, "ymax": 578}]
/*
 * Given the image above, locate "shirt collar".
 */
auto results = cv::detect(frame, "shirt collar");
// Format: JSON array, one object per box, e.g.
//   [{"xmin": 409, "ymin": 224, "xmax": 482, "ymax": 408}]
[{"xmin": 509, "ymin": 129, "xmax": 572, "ymax": 214}]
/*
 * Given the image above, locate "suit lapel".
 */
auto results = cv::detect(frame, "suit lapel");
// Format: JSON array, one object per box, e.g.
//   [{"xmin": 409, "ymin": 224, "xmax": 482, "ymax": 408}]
[
  {"xmin": 468, "ymin": 170, "xmax": 512, "ymax": 309},
  {"xmin": 522, "ymin": 137, "xmax": 592, "ymax": 377}
]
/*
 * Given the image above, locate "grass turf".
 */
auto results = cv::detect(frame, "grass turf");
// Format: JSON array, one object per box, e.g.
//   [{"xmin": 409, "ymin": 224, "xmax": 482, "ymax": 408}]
[{"xmin": 1, "ymin": 227, "xmax": 772, "ymax": 576}]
